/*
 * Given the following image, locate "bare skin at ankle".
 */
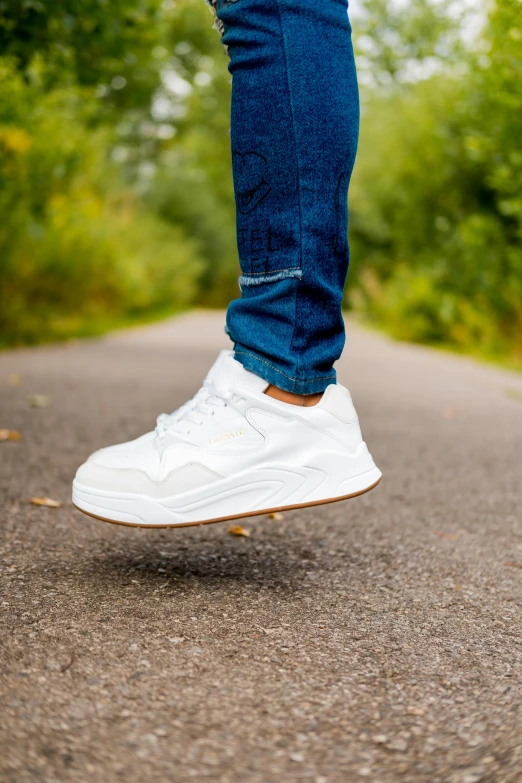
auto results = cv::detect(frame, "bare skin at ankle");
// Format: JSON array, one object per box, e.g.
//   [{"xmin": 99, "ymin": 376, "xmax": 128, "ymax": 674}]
[{"xmin": 265, "ymin": 385, "xmax": 323, "ymax": 407}]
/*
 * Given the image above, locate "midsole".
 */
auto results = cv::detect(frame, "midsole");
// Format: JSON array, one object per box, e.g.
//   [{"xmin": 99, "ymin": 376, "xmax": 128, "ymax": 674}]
[{"xmin": 73, "ymin": 446, "xmax": 381, "ymax": 527}]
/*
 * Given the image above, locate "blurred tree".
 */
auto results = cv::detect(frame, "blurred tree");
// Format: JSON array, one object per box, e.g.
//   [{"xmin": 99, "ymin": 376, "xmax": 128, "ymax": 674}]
[
  {"xmin": 349, "ymin": 0, "xmax": 522, "ymax": 361},
  {"xmin": 148, "ymin": 0, "xmax": 237, "ymax": 303},
  {"xmin": 354, "ymin": 0, "xmax": 464, "ymax": 86},
  {"xmin": 0, "ymin": 0, "xmax": 223, "ymax": 345},
  {"xmin": 0, "ymin": 0, "xmax": 166, "ymax": 111}
]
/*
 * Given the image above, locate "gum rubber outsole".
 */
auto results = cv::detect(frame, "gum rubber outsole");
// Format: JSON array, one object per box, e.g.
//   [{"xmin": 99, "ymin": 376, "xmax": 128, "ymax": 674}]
[{"xmin": 73, "ymin": 476, "xmax": 382, "ymax": 529}]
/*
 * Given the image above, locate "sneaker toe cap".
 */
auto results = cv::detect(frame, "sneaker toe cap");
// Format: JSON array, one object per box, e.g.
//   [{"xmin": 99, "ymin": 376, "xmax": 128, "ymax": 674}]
[
  {"xmin": 75, "ymin": 460, "xmax": 157, "ymax": 494},
  {"xmin": 74, "ymin": 459, "xmax": 223, "ymax": 498}
]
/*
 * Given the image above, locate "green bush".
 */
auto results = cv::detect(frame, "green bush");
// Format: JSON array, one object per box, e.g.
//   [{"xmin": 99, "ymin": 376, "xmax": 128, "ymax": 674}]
[
  {"xmin": 0, "ymin": 59, "xmax": 203, "ymax": 345},
  {"xmin": 1, "ymin": 0, "xmax": 521, "ymax": 367},
  {"xmin": 349, "ymin": 0, "xmax": 522, "ymax": 364}
]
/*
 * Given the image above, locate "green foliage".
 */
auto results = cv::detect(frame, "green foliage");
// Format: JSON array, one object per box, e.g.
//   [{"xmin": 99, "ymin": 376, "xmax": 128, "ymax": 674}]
[
  {"xmin": 354, "ymin": 0, "xmax": 464, "ymax": 85},
  {"xmin": 0, "ymin": 0, "xmax": 521, "ymax": 366},
  {"xmin": 350, "ymin": 0, "xmax": 522, "ymax": 364},
  {"xmin": 0, "ymin": 0, "xmax": 234, "ymax": 346},
  {"xmin": 146, "ymin": 0, "xmax": 238, "ymax": 305},
  {"xmin": 0, "ymin": 59, "xmax": 203, "ymax": 344},
  {"xmin": 0, "ymin": 0, "xmax": 165, "ymax": 109}
]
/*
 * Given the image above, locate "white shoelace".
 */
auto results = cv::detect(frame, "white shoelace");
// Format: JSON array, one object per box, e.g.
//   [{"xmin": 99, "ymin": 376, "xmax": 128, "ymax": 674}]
[{"xmin": 155, "ymin": 380, "xmax": 243, "ymax": 439}]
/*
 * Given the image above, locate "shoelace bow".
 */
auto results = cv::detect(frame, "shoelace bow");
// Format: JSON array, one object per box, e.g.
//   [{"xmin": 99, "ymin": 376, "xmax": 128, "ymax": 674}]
[{"xmin": 155, "ymin": 379, "xmax": 244, "ymax": 438}]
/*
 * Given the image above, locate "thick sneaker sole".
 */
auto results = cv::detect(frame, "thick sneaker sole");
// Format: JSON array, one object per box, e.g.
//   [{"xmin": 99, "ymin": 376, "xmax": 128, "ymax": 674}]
[{"xmin": 72, "ymin": 444, "xmax": 382, "ymax": 529}]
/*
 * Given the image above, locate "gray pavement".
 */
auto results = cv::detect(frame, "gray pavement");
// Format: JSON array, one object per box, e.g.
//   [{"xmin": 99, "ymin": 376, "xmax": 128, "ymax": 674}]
[{"xmin": 1, "ymin": 311, "xmax": 522, "ymax": 783}]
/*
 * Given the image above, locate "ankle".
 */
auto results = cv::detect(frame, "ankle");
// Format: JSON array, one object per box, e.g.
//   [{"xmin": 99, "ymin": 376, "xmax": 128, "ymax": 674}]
[{"xmin": 264, "ymin": 385, "xmax": 323, "ymax": 407}]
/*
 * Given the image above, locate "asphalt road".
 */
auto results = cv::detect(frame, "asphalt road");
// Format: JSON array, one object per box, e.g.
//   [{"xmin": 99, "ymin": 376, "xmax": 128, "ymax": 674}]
[{"xmin": 1, "ymin": 311, "xmax": 522, "ymax": 783}]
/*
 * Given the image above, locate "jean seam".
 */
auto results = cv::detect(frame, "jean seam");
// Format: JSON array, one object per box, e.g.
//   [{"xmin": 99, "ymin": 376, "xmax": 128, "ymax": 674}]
[
  {"xmin": 235, "ymin": 350, "xmax": 336, "ymax": 384},
  {"xmin": 274, "ymin": 0, "xmax": 304, "ymax": 383}
]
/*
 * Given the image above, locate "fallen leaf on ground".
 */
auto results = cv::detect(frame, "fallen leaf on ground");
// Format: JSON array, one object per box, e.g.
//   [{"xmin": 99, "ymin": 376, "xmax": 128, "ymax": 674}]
[
  {"xmin": 60, "ymin": 652, "xmax": 76, "ymax": 673},
  {"xmin": 406, "ymin": 706, "xmax": 426, "ymax": 716},
  {"xmin": 228, "ymin": 525, "xmax": 250, "ymax": 537},
  {"xmin": 268, "ymin": 512, "xmax": 284, "ymax": 520},
  {"xmin": 434, "ymin": 530, "xmax": 462, "ymax": 541},
  {"xmin": 0, "ymin": 429, "xmax": 21, "ymax": 441},
  {"xmin": 30, "ymin": 497, "xmax": 62, "ymax": 508},
  {"xmin": 7, "ymin": 374, "xmax": 21, "ymax": 386},
  {"xmin": 441, "ymin": 406, "xmax": 465, "ymax": 420},
  {"xmin": 28, "ymin": 394, "xmax": 50, "ymax": 408}
]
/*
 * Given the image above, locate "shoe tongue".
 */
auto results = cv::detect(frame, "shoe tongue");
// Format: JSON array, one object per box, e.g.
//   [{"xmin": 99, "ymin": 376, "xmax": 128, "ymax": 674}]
[{"xmin": 206, "ymin": 350, "xmax": 269, "ymax": 393}]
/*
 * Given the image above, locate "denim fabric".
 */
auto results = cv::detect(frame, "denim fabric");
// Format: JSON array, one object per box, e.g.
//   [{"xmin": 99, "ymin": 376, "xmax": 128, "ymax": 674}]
[{"xmin": 212, "ymin": 0, "xmax": 359, "ymax": 394}]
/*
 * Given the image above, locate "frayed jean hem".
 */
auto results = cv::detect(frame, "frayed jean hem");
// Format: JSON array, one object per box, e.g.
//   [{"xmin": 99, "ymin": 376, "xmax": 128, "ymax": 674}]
[{"xmin": 233, "ymin": 348, "xmax": 337, "ymax": 395}]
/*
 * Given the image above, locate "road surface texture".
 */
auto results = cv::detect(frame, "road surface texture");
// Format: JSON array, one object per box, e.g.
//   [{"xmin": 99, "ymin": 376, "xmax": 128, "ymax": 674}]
[{"xmin": 1, "ymin": 311, "xmax": 522, "ymax": 783}]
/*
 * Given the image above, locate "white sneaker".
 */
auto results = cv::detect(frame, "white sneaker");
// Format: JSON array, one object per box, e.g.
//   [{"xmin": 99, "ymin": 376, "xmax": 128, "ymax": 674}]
[{"xmin": 72, "ymin": 351, "xmax": 382, "ymax": 528}]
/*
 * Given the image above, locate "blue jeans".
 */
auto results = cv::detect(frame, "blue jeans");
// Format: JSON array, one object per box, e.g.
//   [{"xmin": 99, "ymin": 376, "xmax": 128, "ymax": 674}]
[{"xmin": 212, "ymin": 0, "xmax": 359, "ymax": 394}]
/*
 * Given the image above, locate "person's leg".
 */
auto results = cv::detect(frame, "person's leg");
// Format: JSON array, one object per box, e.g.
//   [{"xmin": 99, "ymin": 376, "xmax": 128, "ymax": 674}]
[
  {"xmin": 210, "ymin": 0, "xmax": 359, "ymax": 395},
  {"xmin": 72, "ymin": 0, "xmax": 381, "ymax": 529}
]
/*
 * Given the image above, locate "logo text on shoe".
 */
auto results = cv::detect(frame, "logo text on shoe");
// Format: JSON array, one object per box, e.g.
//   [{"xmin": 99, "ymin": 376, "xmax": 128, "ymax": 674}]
[{"xmin": 208, "ymin": 429, "xmax": 245, "ymax": 447}]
